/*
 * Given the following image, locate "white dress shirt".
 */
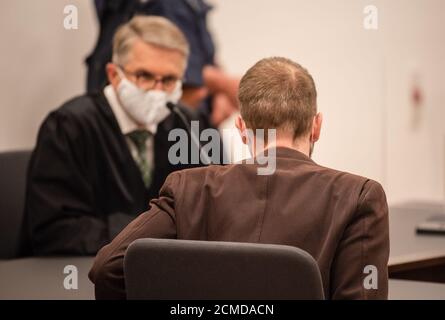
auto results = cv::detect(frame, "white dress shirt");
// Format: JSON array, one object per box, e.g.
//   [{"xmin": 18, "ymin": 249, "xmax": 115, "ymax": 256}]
[{"xmin": 104, "ymin": 85, "xmax": 154, "ymax": 173}]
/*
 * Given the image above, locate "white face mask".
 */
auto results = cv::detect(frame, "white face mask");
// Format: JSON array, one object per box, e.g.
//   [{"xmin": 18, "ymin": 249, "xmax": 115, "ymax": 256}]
[{"xmin": 116, "ymin": 73, "xmax": 182, "ymax": 128}]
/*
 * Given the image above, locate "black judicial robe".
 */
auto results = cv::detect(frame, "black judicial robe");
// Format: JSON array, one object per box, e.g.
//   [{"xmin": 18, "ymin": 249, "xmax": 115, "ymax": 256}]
[{"xmin": 25, "ymin": 92, "xmax": 206, "ymax": 255}]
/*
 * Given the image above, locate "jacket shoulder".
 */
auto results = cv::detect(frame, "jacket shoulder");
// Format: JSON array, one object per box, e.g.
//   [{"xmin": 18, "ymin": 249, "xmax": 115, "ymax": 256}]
[
  {"xmin": 315, "ymin": 163, "xmax": 375, "ymax": 188},
  {"xmin": 55, "ymin": 94, "xmax": 99, "ymax": 119},
  {"xmin": 36, "ymin": 94, "xmax": 104, "ymax": 145},
  {"xmin": 309, "ymin": 163, "xmax": 387, "ymax": 208}
]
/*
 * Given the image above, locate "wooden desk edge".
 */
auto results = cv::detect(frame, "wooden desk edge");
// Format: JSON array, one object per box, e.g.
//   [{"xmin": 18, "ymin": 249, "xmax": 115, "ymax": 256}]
[{"xmin": 389, "ymin": 254, "xmax": 445, "ymax": 273}]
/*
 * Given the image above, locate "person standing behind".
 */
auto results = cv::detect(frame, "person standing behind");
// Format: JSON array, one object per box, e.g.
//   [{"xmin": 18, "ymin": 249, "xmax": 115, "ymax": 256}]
[{"xmin": 87, "ymin": 0, "xmax": 239, "ymax": 127}]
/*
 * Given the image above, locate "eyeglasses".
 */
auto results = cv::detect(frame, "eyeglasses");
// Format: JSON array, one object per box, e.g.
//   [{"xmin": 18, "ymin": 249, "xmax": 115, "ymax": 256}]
[{"xmin": 118, "ymin": 66, "xmax": 181, "ymax": 91}]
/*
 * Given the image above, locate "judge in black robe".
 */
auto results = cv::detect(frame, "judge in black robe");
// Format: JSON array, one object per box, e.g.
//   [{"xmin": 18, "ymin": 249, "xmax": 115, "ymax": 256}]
[{"xmin": 24, "ymin": 91, "xmax": 209, "ymax": 255}]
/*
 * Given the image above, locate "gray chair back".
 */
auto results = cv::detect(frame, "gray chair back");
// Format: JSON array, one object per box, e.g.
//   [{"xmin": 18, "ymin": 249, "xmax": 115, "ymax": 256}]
[
  {"xmin": 124, "ymin": 238, "xmax": 324, "ymax": 300},
  {"xmin": 0, "ymin": 150, "xmax": 32, "ymax": 259}
]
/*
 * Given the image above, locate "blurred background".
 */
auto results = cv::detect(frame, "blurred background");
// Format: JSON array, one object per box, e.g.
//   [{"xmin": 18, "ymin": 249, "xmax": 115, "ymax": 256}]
[{"xmin": 1, "ymin": 0, "xmax": 444, "ymax": 205}]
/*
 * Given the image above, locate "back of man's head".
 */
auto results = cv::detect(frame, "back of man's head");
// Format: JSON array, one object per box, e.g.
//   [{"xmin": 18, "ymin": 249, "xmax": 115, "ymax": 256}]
[{"xmin": 238, "ymin": 57, "xmax": 317, "ymax": 140}]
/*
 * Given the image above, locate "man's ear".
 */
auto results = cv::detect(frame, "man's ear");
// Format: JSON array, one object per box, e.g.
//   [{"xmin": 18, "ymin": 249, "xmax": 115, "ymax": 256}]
[
  {"xmin": 106, "ymin": 63, "xmax": 120, "ymax": 90},
  {"xmin": 311, "ymin": 112, "xmax": 323, "ymax": 142},
  {"xmin": 235, "ymin": 115, "xmax": 248, "ymax": 145}
]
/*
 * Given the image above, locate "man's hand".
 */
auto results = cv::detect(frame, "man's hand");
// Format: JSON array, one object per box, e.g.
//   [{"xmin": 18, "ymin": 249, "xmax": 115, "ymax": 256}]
[
  {"xmin": 211, "ymin": 93, "xmax": 238, "ymax": 128},
  {"xmin": 203, "ymin": 65, "xmax": 240, "ymax": 108},
  {"xmin": 179, "ymin": 65, "xmax": 240, "ymax": 127},
  {"xmin": 180, "ymin": 86, "xmax": 209, "ymax": 109}
]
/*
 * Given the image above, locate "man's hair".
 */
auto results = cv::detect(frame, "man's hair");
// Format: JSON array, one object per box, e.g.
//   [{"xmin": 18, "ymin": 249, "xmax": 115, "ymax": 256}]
[
  {"xmin": 112, "ymin": 16, "xmax": 190, "ymax": 66},
  {"xmin": 238, "ymin": 57, "xmax": 317, "ymax": 139}
]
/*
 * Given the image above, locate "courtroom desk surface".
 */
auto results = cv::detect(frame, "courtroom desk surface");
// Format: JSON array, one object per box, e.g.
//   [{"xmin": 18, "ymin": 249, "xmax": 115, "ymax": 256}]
[
  {"xmin": 389, "ymin": 202, "xmax": 445, "ymax": 271},
  {"xmin": 0, "ymin": 257, "xmax": 95, "ymax": 300},
  {"xmin": 2, "ymin": 257, "xmax": 445, "ymax": 300},
  {"xmin": 389, "ymin": 279, "xmax": 445, "ymax": 300}
]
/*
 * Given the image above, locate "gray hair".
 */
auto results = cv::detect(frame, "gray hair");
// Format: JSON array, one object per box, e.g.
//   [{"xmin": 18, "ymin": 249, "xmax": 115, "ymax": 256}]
[{"xmin": 112, "ymin": 15, "xmax": 190, "ymax": 66}]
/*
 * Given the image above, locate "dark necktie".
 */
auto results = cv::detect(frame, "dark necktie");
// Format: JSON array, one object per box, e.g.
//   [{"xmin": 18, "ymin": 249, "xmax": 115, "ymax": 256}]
[{"xmin": 127, "ymin": 130, "xmax": 152, "ymax": 187}]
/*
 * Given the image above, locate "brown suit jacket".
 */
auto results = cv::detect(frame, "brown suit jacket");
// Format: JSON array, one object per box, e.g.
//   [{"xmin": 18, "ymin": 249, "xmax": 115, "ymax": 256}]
[{"xmin": 89, "ymin": 147, "xmax": 389, "ymax": 299}]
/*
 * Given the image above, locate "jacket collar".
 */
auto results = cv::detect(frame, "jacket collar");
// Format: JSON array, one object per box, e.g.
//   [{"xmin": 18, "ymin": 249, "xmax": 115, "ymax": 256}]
[{"xmin": 259, "ymin": 147, "xmax": 316, "ymax": 164}]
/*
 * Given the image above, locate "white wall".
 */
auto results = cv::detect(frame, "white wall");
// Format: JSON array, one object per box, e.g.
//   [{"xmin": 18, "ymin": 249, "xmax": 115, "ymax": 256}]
[
  {"xmin": 0, "ymin": 0, "xmax": 97, "ymax": 151},
  {"xmin": 382, "ymin": 1, "xmax": 445, "ymax": 203},
  {"xmin": 1, "ymin": 0, "xmax": 444, "ymax": 205}
]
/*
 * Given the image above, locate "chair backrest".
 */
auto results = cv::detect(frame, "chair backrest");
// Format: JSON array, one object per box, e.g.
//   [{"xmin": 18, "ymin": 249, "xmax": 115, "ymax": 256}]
[
  {"xmin": 0, "ymin": 150, "xmax": 32, "ymax": 259},
  {"xmin": 124, "ymin": 238, "xmax": 324, "ymax": 300}
]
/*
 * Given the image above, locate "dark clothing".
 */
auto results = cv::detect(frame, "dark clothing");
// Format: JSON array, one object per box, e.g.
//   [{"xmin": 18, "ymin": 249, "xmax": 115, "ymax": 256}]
[
  {"xmin": 89, "ymin": 148, "xmax": 390, "ymax": 300},
  {"xmin": 25, "ymin": 91, "xmax": 205, "ymax": 256},
  {"xmin": 87, "ymin": 0, "xmax": 215, "ymax": 92}
]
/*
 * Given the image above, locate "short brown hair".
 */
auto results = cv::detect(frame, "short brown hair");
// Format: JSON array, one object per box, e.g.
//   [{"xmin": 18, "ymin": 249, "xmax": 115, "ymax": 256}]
[
  {"xmin": 112, "ymin": 16, "xmax": 190, "ymax": 66},
  {"xmin": 238, "ymin": 57, "xmax": 317, "ymax": 139}
]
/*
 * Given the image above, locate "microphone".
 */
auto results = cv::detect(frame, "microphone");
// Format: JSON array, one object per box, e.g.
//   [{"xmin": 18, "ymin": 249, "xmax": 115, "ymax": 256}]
[{"xmin": 167, "ymin": 102, "xmax": 212, "ymax": 165}]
